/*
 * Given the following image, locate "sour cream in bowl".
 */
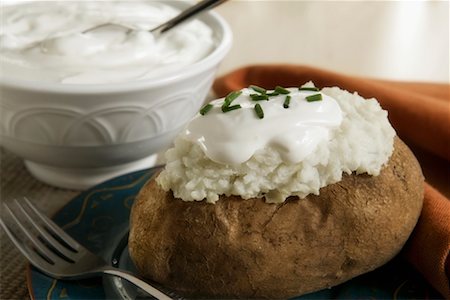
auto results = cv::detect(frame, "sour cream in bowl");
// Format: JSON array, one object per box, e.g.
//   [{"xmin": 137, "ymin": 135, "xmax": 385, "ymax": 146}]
[
  {"xmin": 0, "ymin": 0, "xmax": 232, "ymax": 190},
  {"xmin": 1, "ymin": 1, "xmax": 217, "ymax": 84}
]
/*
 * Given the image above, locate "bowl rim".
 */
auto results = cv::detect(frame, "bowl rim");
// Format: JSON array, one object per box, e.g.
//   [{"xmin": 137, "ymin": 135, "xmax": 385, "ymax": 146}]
[{"xmin": 0, "ymin": 1, "xmax": 232, "ymax": 95}]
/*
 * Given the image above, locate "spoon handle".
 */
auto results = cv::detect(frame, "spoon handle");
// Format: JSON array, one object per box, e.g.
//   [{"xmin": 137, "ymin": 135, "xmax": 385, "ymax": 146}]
[{"xmin": 151, "ymin": 0, "xmax": 228, "ymax": 38}]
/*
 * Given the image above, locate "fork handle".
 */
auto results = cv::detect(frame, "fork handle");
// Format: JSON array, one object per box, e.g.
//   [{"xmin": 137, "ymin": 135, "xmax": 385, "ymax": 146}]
[{"xmin": 103, "ymin": 268, "xmax": 172, "ymax": 300}]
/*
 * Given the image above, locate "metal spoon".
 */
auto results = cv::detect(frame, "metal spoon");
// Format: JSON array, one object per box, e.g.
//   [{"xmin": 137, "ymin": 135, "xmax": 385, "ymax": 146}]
[{"xmin": 84, "ymin": 0, "xmax": 229, "ymax": 38}]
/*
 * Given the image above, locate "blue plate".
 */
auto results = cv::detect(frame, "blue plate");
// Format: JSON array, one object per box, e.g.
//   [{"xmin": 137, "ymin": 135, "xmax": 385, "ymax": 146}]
[{"xmin": 27, "ymin": 167, "xmax": 442, "ymax": 299}]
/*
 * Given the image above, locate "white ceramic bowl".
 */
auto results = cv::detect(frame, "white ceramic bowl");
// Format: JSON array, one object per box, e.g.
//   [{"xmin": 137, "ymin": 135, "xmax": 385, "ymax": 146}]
[{"xmin": 0, "ymin": 2, "xmax": 232, "ymax": 190}]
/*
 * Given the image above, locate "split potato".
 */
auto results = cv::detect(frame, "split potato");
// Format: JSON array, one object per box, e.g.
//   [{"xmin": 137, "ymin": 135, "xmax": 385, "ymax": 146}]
[{"xmin": 129, "ymin": 137, "xmax": 423, "ymax": 299}]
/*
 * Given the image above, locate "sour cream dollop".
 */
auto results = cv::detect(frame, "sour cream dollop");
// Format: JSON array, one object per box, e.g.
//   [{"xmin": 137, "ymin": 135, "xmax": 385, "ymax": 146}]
[
  {"xmin": 0, "ymin": 1, "xmax": 215, "ymax": 84},
  {"xmin": 184, "ymin": 88, "xmax": 343, "ymax": 165}
]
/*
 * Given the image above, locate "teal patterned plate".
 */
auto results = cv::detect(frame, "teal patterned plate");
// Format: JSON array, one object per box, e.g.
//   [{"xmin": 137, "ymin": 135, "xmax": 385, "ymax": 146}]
[{"xmin": 27, "ymin": 167, "xmax": 442, "ymax": 300}]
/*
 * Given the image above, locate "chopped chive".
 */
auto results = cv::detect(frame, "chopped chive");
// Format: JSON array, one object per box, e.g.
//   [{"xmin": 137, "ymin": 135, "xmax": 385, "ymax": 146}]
[
  {"xmin": 250, "ymin": 94, "xmax": 269, "ymax": 101},
  {"xmin": 249, "ymin": 85, "xmax": 267, "ymax": 94},
  {"xmin": 226, "ymin": 90, "xmax": 242, "ymax": 102},
  {"xmin": 306, "ymin": 93, "xmax": 323, "ymax": 102},
  {"xmin": 266, "ymin": 92, "xmax": 279, "ymax": 97},
  {"xmin": 274, "ymin": 86, "xmax": 290, "ymax": 94},
  {"xmin": 283, "ymin": 95, "xmax": 291, "ymax": 108},
  {"xmin": 222, "ymin": 104, "xmax": 241, "ymax": 113},
  {"xmin": 254, "ymin": 103, "xmax": 264, "ymax": 119},
  {"xmin": 223, "ymin": 90, "xmax": 242, "ymax": 106},
  {"xmin": 222, "ymin": 90, "xmax": 242, "ymax": 111},
  {"xmin": 299, "ymin": 87, "xmax": 320, "ymax": 92},
  {"xmin": 199, "ymin": 103, "xmax": 213, "ymax": 115}
]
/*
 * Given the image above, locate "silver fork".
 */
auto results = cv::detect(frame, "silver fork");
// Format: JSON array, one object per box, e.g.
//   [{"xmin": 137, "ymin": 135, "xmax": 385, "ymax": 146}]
[{"xmin": 0, "ymin": 197, "xmax": 172, "ymax": 300}]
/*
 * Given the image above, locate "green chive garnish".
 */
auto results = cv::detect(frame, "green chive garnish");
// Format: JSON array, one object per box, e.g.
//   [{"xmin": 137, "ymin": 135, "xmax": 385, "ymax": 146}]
[
  {"xmin": 222, "ymin": 104, "xmax": 241, "ymax": 113},
  {"xmin": 199, "ymin": 103, "xmax": 213, "ymax": 115},
  {"xmin": 283, "ymin": 95, "xmax": 291, "ymax": 108},
  {"xmin": 249, "ymin": 85, "xmax": 267, "ymax": 94},
  {"xmin": 274, "ymin": 86, "xmax": 290, "ymax": 94},
  {"xmin": 266, "ymin": 92, "xmax": 279, "ymax": 97},
  {"xmin": 222, "ymin": 90, "xmax": 242, "ymax": 111},
  {"xmin": 223, "ymin": 90, "xmax": 242, "ymax": 105},
  {"xmin": 250, "ymin": 94, "xmax": 269, "ymax": 101},
  {"xmin": 299, "ymin": 87, "xmax": 320, "ymax": 92},
  {"xmin": 306, "ymin": 93, "xmax": 323, "ymax": 102},
  {"xmin": 254, "ymin": 103, "xmax": 264, "ymax": 119}
]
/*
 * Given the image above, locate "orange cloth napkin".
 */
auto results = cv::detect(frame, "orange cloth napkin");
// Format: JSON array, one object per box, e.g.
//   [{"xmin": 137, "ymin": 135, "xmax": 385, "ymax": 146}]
[{"xmin": 213, "ymin": 65, "xmax": 450, "ymax": 298}]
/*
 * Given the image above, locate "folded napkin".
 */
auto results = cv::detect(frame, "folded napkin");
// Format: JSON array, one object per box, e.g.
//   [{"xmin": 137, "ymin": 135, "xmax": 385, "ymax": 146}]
[{"xmin": 213, "ymin": 65, "xmax": 450, "ymax": 298}]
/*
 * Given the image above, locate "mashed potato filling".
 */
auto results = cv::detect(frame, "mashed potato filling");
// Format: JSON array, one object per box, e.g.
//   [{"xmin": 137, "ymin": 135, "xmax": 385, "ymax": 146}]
[{"xmin": 157, "ymin": 84, "xmax": 396, "ymax": 203}]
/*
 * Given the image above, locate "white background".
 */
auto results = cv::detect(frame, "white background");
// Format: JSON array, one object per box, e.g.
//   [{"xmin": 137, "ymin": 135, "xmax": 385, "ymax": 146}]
[{"xmin": 215, "ymin": 1, "xmax": 449, "ymax": 83}]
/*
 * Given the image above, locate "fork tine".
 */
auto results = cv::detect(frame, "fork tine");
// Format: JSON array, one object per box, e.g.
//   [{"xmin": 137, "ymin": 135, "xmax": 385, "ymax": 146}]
[
  {"xmin": 14, "ymin": 199, "xmax": 78, "ymax": 262},
  {"xmin": 2, "ymin": 202, "xmax": 64, "ymax": 265},
  {"xmin": 23, "ymin": 197, "xmax": 80, "ymax": 251},
  {"xmin": 0, "ymin": 216, "xmax": 57, "ymax": 273}
]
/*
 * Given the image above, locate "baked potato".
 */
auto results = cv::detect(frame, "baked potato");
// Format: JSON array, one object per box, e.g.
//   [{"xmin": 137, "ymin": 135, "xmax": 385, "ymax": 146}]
[{"xmin": 129, "ymin": 137, "xmax": 423, "ymax": 299}]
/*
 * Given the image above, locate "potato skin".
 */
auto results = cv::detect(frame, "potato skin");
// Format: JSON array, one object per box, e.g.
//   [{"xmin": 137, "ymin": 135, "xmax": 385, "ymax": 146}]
[{"xmin": 129, "ymin": 138, "xmax": 424, "ymax": 299}]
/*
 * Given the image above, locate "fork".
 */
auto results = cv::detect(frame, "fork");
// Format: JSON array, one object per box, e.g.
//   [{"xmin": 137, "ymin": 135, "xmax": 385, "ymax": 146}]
[{"xmin": 0, "ymin": 197, "xmax": 172, "ymax": 300}]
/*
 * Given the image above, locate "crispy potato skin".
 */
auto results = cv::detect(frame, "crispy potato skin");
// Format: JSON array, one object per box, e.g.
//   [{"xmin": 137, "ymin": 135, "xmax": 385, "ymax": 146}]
[{"xmin": 129, "ymin": 138, "xmax": 423, "ymax": 299}]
